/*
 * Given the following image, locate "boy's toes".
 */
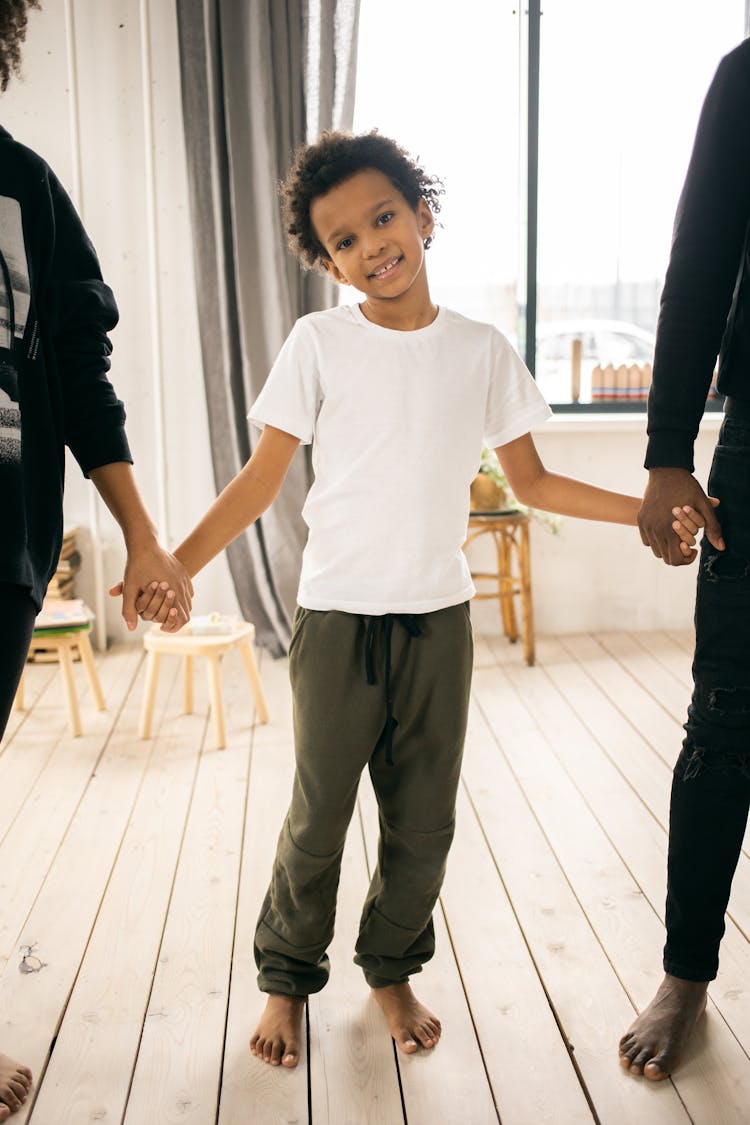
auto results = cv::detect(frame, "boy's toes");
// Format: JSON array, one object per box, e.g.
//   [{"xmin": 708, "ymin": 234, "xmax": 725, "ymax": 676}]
[
  {"xmin": 395, "ymin": 1029, "xmax": 418, "ymax": 1054},
  {"xmin": 249, "ymin": 1034, "xmax": 263, "ymax": 1057},
  {"xmin": 416, "ymin": 1021, "xmax": 439, "ymax": 1048},
  {"xmin": 268, "ymin": 1038, "xmax": 284, "ymax": 1066},
  {"xmin": 263, "ymin": 1038, "xmax": 281, "ymax": 1065},
  {"xmin": 8, "ymin": 1079, "xmax": 28, "ymax": 1102},
  {"xmin": 282, "ymin": 1044, "xmax": 300, "ymax": 1068},
  {"xmin": 0, "ymin": 1105, "xmax": 10, "ymax": 1122}
]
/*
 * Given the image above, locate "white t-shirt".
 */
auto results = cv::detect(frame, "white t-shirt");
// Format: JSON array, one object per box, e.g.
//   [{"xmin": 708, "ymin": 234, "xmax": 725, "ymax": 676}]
[{"xmin": 249, "ymin": 303, "xmax": 551, "ymax": 615}]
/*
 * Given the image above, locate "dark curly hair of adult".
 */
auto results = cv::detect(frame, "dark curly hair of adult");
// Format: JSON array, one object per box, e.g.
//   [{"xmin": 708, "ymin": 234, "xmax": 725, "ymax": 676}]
[
  {"xmin": 0, "ymin": 0, "xmax": 40, "ymax": 93},
  {"xmin": 281, "ymin": 130, "xmax": 445, "ymax": 271}
]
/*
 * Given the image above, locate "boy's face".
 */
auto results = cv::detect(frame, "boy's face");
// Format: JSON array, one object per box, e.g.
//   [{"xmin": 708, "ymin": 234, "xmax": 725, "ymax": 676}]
[{"xmin": 310, "ymin": 168, "xmax": 434, "ymax": 302}]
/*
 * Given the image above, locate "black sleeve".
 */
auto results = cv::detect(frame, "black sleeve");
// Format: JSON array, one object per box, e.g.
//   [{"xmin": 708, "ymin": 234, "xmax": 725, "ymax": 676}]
[
  {"xmin": 46, "ymin": 169, "xmax": 133, "ymax": 476},
  {"xmin": 645, "ymin": 44, "xmax": 750, "ymax": 471}
]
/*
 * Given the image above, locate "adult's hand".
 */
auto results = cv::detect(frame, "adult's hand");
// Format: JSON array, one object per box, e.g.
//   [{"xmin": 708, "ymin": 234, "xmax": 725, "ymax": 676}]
[
  {"xmin": 109, "ymin": 542, "xmax": 193, "ymax": 631},
  {"xmin": 638, "ymin": 467, "xmax": 724, "ymax": 566}
]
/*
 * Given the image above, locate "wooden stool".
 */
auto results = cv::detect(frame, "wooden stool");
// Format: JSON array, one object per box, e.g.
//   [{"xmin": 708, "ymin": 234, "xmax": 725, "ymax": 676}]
[
  {"xmin": 139, "ymin": 621, "xmax": 269, "ymax": 749},
  {"xmin": 13, "ymin": 625, "xmax": 105, "ymax": 737},
  {"xmin": 465, "ymin": 511, "xmax": 536, "ymax": 665}
]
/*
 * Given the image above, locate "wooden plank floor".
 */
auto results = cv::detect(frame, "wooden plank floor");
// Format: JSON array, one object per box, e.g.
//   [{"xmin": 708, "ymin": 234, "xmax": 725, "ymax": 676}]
[{"xmin": 1, "ymin": 629, "xmax": 749, "ymax": 1124}]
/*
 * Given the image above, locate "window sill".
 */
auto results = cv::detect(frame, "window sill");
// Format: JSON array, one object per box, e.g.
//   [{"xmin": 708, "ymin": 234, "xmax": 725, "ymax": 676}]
[{"xmin": 535, "ymin": 411, "xmax": 723, "ymax": 434}]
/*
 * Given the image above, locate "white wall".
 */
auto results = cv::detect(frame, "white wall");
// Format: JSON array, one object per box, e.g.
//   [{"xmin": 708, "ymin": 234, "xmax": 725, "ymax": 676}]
[{"xmin": 2, "ymin": 3, "xmax": 721, "ymax": 643}]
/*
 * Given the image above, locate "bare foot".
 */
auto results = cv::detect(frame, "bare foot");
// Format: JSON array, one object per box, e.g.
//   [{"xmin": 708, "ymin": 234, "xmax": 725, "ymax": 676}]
[
  {"xmin": 372, "ymin": 982, "xmax": 442, "ymax": 1054},
  {"xmin": 619, "ymin": 974, "xmax": 708, "ymax": 1080},
  {"xmin": 0, "ymin": 1053, "xmax": 33, "ymax": 1120},
  {"xmin": 249, "ymin": 994, "xmax": 306, "ymax": 1068}
]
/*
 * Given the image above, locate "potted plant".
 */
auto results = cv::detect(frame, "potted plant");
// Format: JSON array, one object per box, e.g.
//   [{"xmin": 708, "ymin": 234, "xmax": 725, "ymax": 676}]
[
  {"xmin": 470, "ymin": 446, "xmax": 510, "ymax": 511},
  {"xmin": 470, "ymin": 447, "xmax": 561, "ymax": 532}
]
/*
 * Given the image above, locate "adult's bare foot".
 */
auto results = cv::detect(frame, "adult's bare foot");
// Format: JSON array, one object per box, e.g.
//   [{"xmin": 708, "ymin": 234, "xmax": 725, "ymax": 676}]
[
  {"xmin": 0, "ymin": 1053, "xmax": 32, "ymax": 1120},
  {"xmin": 250, "ymin": 994, "xmax": 306, "ymax": 1068},
  {"xmin": 619, "ymin": 974, "xmax": 708, "ymax": 1080},
  {"xmin": 372, "ymin": 982, "xmax": 441, "ymax": 1055}
]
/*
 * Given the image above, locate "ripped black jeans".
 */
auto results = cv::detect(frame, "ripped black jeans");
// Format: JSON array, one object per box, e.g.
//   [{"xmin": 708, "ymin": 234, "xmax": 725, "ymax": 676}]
[{"xmin": 665, "ymin": 416, "xmax": 750, "ymax": 981}]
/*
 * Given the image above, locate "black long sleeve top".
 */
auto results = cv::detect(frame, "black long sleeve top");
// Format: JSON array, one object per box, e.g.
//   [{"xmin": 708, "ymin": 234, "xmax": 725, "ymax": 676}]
[
  {"xmin": 0, "ymin": 125, "xmax": 132, "ymax": 609},
  {"xmin": 646, "ymin": 39, "xmax": 750, "ymax": 472}
]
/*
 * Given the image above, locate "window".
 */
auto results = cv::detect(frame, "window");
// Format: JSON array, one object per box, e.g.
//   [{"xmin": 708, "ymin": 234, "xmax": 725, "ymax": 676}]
[
  {"xmin": 535, "ymin": 0, "xmax": 744, "ymax": 407},
  {"xmin": 352, "ymin": 0, "xmax": 747, "ymax": 411}
]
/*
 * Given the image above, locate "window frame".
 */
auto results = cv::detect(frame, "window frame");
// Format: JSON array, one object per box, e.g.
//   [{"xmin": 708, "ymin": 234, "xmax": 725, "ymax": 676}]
[{"xmin": 522, "ymin": 0, "xmax": 742, "ymax": 416}]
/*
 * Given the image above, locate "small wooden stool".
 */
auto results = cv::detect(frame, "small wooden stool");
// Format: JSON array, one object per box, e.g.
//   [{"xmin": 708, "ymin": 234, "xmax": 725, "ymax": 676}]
[
  {"xmin": 465, "ymin": 511, "xmax": 536, "ymax": 665},
  {"xmin": 14, "ymin": 625, "xmax": 105, "ymax": 736},
  {"xmin": 139, "ymin": 621, "xmax": 269, "ymax": 749}
]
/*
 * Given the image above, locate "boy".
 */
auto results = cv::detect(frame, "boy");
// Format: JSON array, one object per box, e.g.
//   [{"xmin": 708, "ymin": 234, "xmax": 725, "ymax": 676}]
[{"xmin": 149, "ymin": 131, "xmax": 703, "ymax": 1069}]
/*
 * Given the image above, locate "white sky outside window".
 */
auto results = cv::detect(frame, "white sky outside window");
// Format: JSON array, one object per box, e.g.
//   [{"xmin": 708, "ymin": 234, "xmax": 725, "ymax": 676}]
[{"xmin": 539, "ymin": 0, "xmax": 744, "ymax": 286}]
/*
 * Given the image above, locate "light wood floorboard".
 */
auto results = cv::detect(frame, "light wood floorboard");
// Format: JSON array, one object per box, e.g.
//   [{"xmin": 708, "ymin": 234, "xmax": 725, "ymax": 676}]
[{"xmin": 1, "ymin": 630, "xmax": 748, "ymax": 1124}]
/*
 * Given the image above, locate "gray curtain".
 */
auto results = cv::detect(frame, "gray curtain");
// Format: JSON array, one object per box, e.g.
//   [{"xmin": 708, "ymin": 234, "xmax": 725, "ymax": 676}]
[{"xmin": 176, "ymin": 0, "xmax": 360, "ymax": 655}]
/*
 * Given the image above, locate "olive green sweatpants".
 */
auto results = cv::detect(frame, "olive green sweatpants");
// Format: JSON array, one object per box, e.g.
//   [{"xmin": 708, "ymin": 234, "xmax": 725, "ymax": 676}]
[{"xmin": 254, "ymin": 602, "xmax": 474, "ymax": 995}]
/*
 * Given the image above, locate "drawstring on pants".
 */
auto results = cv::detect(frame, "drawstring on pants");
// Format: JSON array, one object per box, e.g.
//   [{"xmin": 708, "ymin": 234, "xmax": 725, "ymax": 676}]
[{"xmin": 364, "ymin": 613, "xmax": 422, "ymax": 766}]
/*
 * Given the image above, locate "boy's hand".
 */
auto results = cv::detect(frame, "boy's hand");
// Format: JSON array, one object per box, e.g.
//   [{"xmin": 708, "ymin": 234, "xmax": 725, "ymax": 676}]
[
  {"xmin": 638, "ymin": 468, "xmax": 724, "ymax": 565},
  {"xmin": 132, "ymin": 581, "xmax": 181, "ymax": 626},
  {"xmin": 670, "ymin": 500, "xmax": 720, "ymax": 562},
  {"xmin": 108, "ymin": 545, "xmax": 193, "ymax": 632}
]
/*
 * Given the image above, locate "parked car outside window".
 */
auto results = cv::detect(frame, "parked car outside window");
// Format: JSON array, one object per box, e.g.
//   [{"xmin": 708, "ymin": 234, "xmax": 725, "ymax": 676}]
[{"xmin": 535, "ymin": 319, "xmax": 655, "ymax": 403}]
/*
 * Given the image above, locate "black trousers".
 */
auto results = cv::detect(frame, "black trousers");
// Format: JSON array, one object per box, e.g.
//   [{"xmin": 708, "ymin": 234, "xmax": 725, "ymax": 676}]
[
  {"xmin": 664, "ymin": 414, "xmax": 750, "ymax": 981},
  {"xmin": 0, "ymin": 583, "xmax": 37, "ymax": 742}
]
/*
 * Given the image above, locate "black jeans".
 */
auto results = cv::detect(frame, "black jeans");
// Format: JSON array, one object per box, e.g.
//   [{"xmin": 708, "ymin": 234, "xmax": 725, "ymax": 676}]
[
  {"xmin": 664, "ymin": 416, "xmax": 750, "ymax": 981},
  {"xmin": 0, "ymin": 582, "xmax": 37, "ymax": 742}
]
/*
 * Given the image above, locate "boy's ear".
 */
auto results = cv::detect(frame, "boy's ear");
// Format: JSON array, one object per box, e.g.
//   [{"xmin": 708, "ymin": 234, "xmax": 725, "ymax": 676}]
[
  {"xmin": 321, "ymin": 256, "xmax": 350, "ymax": 286},
  {"xmin": 417, "ymin": 199, "xmax": 435, "ymax": 242}
]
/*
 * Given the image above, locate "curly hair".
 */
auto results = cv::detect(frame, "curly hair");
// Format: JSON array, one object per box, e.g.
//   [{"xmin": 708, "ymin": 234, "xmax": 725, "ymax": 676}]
[
  {"xmin": 0, "ymin": 0, "xmax": 40, "ymax": 93},
  {"xmin": 281, "ymin": 130, "xmax": 444, "ymax": 271}
]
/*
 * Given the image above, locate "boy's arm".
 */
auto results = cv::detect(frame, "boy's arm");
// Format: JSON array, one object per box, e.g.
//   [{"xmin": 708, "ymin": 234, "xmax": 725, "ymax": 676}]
[
  {"xmin": 173, "ymin": 424, "xmax": 301, "ymax": 579},
  {"xmin": 494, "ymin": 434, "xmax": 715, "ymax": 562},
  {"xmin": 494, "ymin": 433, "xmax": 640, "ymax": 524},
  {"xmin": 494, "ymin": 433, "xmax": 709, "ymax": 559}
]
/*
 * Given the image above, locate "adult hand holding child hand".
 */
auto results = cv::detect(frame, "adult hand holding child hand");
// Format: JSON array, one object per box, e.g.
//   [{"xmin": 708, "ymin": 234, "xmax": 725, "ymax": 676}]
[
  {"xmin": 108, "ymin": 542, "xmax": 193, "ymax": 632},
  {"xmin": 638, "ymin": 467, "xmax": 724, "ymax": 565}
]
